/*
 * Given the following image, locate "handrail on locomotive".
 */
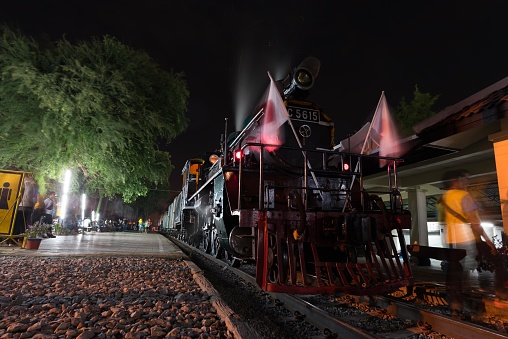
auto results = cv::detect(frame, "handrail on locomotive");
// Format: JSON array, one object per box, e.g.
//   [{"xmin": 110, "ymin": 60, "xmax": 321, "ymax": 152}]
[{"xmin": 235, "ymin": 140, "xmax": 405, "ymax": 215}]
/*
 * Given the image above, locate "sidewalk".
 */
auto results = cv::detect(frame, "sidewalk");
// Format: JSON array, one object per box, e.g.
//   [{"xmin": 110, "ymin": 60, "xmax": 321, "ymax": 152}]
[{"xmin": 0, "ymin": 231, "xmax": 186, "ymax": 259}]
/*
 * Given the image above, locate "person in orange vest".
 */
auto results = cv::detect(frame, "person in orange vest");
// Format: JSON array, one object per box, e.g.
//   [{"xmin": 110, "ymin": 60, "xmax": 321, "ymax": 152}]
[{"xmin": 439, "ymin": 169, "xmax": 496, "ymax": 315}]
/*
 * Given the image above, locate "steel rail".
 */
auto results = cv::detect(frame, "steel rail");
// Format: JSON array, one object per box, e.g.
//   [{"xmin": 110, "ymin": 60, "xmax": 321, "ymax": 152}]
[
  {"xmin": 375, "ymin": 296, "xmax": 508, "ymax": 339},
  {"xmin": 168, "ymin": 235, "xmax": 507, "ymax": 339}
]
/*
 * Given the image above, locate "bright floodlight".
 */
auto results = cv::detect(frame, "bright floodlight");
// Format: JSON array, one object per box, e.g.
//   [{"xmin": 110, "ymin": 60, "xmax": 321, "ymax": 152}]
[
  {"xmin": 81, "ymin": 194, "xmax": 86, "ymax": 221},
  {"xmin": 60, "ymin": 170, "xmax": 72, "ymax": 220},
  {"xmin": 63, "ymin": 170, "xmax": 71, "ymax": 194}
]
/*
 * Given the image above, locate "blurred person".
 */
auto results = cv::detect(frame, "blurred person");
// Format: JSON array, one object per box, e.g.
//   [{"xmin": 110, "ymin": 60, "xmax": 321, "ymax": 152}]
[
  {"xmin": 14, "ymin": 175, "xmax": 36, "ymax": 234},
  {"xmin": 146, "ymin": 218, "xmax": 151, "ymax": 233},
  {"xmin": 31, "ymin": 189, "xmax": 46, "ymax": 225},
  {"xmin": 438, "ymin": 169, "xmax": 496, "ymax": 315},
  {"xmin": 83, "ymin": 218, "xmax": 91, "ymax": 232},
  {"xmin": 138, "ymin": 218, "xmax": 144, "ymax": 232},
  {"xmin": 43, "ymin": 191, "xmax": 56, "ymax": 237}
]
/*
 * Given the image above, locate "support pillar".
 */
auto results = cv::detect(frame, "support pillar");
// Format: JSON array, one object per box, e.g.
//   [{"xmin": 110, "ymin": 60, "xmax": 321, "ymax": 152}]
[
  {"xmin": 408, "ymin": 187, "xmax": 429, "ymax": 246},
  {"xmin": 489, "ymin": 117, "xmax": 508, "ymax": 234}
]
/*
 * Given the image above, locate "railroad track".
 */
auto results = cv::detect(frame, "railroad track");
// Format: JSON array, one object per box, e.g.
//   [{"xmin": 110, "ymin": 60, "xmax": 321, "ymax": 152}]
[{"xmin": 168, "ymin": 235, "xmax": 507, "ymax": 338}]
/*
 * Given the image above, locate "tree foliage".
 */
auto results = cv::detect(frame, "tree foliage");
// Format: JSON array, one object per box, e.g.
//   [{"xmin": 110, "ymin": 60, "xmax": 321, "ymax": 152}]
[
  {"xmin": 394, "ymin": 85, "xmax": 440, "ymax": 137},
  {"xmin": 0, "ymin": 26, "xmax": 189, "ymax": 202},
  {"xmin": 134, "ymin": 188, "xmax": 174, "ymax": 220}
]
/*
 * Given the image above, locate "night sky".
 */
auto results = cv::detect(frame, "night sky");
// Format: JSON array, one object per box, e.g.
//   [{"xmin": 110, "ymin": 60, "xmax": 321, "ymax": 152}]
[{"xmin": 2, "ymin": 1, "xmax": 508, "ymax": 190}]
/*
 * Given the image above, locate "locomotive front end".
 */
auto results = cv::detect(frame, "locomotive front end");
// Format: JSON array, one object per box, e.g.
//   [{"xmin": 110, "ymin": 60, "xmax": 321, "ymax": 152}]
[{"xmin": 167, "ymin": 56, "xmax": 413, "ymax": 296}]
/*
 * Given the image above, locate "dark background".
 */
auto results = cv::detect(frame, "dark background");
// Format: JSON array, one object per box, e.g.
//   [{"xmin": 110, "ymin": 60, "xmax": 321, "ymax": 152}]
[{"xmin": 2, "ymin": 1, "xmax": 508, "ymax": 190}]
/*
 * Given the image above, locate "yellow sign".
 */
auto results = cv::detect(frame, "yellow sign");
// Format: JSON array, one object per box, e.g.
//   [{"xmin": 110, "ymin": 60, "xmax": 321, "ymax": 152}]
[{"xmin": 0, "ymin": 170, "xmax": 24, "ymax": 235}]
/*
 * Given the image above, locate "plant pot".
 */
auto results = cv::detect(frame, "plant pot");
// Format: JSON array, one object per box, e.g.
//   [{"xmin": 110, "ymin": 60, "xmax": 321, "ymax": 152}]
[{"xmin": 25, "ymin": 238, "xmax": 42, "ymax": 250}]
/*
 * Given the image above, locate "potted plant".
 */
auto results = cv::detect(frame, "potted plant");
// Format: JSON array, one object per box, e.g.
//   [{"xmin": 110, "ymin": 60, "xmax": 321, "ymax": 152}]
[
  {"xmin": 53, "ymin": 223, "xmax": 63, "ymax": 235},
  {"xmin": 22, "ymin": 222, "xmax": 50, "ymax": 250}
]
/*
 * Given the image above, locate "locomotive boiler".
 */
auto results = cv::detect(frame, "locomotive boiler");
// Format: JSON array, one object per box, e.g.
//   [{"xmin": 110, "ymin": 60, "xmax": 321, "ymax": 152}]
[{"xmin": 163, "ymin": 57, "xmax": 413, "ymax": 295}]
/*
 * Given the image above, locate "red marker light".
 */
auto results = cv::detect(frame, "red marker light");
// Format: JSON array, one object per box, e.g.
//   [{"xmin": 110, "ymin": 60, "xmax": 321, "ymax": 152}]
[
  {"xmin": 343, "ymin": 163, "xmax": 350, "ymax": 171},
  {"xmin": 234, "ymin": 150, "xmax": 243, "ymax": 160}
]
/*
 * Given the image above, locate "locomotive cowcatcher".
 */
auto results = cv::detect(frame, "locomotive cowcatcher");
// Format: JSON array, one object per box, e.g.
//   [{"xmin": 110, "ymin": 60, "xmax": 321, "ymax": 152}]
[{"xmin": 163, "ymin": 57, "xmax": 413, "ymax": 295}]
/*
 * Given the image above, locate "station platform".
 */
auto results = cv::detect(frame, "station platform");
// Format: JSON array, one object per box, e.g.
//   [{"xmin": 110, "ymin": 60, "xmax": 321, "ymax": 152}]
[
  {"xmin": 411, "ymin": 258, "xmax": 500, "ymax": 295},
  {"xmin": 0, "ymin": 232, "xmax": 505, "ymax": 318},
  {"xmin": 0, "ymin": 234, "xmax": 498, "ymax": 292},
  {"xmin": 410, "ymin": 258, "xmax": 508, "ymax": 319},
  {"xmin": 412, "ymin": 258, "xmax": 481, "ymax": 286},
  {"xmin": 0, "ymin": 231, "xmax": 186, "ymax": 259}
]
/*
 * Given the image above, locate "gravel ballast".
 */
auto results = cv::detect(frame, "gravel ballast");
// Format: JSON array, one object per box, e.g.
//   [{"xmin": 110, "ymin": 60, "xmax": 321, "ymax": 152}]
[{"xmin": 0, "ymin": 256, "xmax": 232, "ymax": 338}]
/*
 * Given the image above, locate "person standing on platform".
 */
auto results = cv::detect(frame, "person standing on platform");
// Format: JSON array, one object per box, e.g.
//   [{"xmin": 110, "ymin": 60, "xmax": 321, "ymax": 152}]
[
  {"xmin": 439, "ymin": 169, "xmax": 496, "ymax": 315},
  {"xmin": 138, "ymin": 218, "xmax": 144, "ymax": 232},
  {"xmin": 31, "ymin": 188, "xmax": 46, "ymax": 225},
  {"xmin": 44, "ymin": 191, "xmax": 56, "ymax": 238},
  {"xmin": 16, "ymin": 175, "xmax": 36, "ymax": 232}
]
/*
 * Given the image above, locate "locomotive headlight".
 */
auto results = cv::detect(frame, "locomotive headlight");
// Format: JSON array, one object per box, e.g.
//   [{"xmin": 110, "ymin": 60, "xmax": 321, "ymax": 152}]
[
  {"xmin": 283, "ymin": 56, "xmax": 321, "ymax": 99},
  {"xmin": 294, "ymin": 69, "xmax": 313, "ymax": 90}
]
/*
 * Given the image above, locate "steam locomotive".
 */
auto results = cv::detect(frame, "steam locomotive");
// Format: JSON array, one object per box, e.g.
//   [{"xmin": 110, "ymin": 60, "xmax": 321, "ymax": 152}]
[{"xmin": 163, "ymin": 57, "xmax": 413, "ymax": 295}]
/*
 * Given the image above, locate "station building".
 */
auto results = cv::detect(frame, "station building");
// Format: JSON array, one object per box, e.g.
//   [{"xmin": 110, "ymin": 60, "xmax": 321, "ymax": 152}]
[{"xmin": 364, "ymin": 76, "xmax": 508, "ymax": 250}]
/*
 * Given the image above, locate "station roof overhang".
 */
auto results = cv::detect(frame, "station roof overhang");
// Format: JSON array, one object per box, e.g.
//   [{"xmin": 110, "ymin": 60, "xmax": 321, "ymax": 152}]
[{"xmin": 363, "ymin": 75, "xmax": 508, "ymax": 198}]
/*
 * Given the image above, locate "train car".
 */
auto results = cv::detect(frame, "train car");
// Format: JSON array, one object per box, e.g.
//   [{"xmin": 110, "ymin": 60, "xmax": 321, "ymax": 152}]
[
  {"xmin": 165, "ymin": 57, "xmax": 413, "ymax": 295},
  {"xmin": 162, "ymin": 158, "xmax": 204, "ymax": 237}
]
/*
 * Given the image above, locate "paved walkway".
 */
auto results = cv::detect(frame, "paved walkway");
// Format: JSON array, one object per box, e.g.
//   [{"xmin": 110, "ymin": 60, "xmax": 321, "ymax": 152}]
[{"xmin": 0, "ymin": 232, "xmax": 186, "ymax": 259}]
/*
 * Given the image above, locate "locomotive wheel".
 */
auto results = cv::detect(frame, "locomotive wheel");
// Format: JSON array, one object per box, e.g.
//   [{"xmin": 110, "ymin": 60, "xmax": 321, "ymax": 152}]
[
  {"xmin": 267, "ymin": 233, "xmax": 289, "ymax": 284},
  {"xmin": 188, "ymin": 231, "xmax": 203, "ymax": 248},
  {"xmin": 210, "ymin": 229, "xmax": 222, "ymax": 258},
  {"xmin": 204, "ymin": 228, "xmax": 222, "ymax": 258},
  {"xmin": 178, "ymin": 231, "xmax": 186, "ymax": 242},
  {"xmin": 203, "ymin": 228, "xmax": 213, "ymax": 254}
]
